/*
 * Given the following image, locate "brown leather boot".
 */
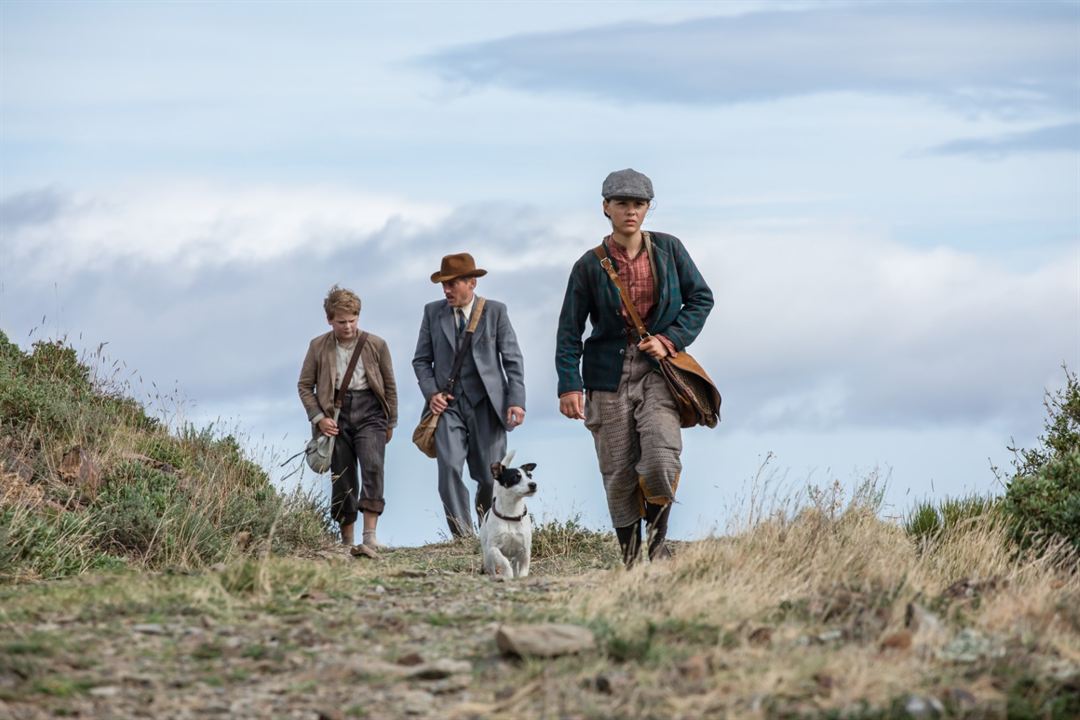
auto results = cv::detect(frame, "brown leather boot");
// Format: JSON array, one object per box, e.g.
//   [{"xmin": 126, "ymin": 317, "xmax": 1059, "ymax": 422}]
[
  {"xmin": 615, "ymin": 522, "xmax": 642, "ymax": 569},
  {"xmin": 645, "ymin": 502, "xmax": 672, "ymax": 561},
  {"xmin": 340, "ymin": 522, "xmax": 355, "ymax": 547}
]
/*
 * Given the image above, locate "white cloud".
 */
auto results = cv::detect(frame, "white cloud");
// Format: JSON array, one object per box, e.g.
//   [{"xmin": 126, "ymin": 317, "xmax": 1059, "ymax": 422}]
[
  {"xmin": 691, "ymin": 216, "xmax": 1076, "ymax": 428},
  {"xmin": 2, "ymin": 182, "xmax": 449, "ymax": 279}
]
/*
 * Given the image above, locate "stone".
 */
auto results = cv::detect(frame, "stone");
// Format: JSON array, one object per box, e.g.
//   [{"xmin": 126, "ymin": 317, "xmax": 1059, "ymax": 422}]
[
  {"xmin": 408, "ymin": 658, "xmax": 471, "ymax": 680},
  {"xmin": 59, "ymin": 446, "xmax": 101, "ymax": 500},
  {"xmin": 347, "ymin": 658, "xmax": 410, "ymax": 680},
  {"xmin": 351, "ymin": 544, "xmax": 379, "ymax": 559},
  {"xmin": 904, "ymin": 694, "xmax": 945, "ymax": 718},
  {"xmin": 495, "ymin": 623, "xmax": 595, "ymax": 658},
  {"xmin": 395, "ymin": 652, "xmax": 425, "ymax": 666},
  {"xmin": 813, "ymin": 673, "xmax": 834, "ymax": 694},
  {"xmin": 879, "ymin": 630, "xmax": 913, "ymax": 651},
  {"xmin": 748, "ymin": 627, "xmax": 773, "ymax": 647},
  {"xmin": 428, "ymin": 674, "xmax": 471, "ymax": 694},
  {"xmin": 906, "ymin": 602, "xmax": 946, "ymax": 649},
  {"xmin": 817, "ymin": 629, "xmax": 844, "ymax": 644},
  {"xmin": 677, "ymin": 654, "xmax": 710, "ymax": 681},
  {"xmin": 942, "ymin": 577, "xmax": 1004, "ymax": 600},
  {"xmin": 399, "ymin": 689, "xmax": 435, "ymax": 716},
  {"xmin": 88, "ymin": 685, "xmax": 120, "ymax": 697},
  {"xmin": 944, "ymin": 687, "xmax": 977, "ymax": 711},
  {"xmin": 0, "ymin": 451, "xmax": 33, "ymax": 483},
  {"xmin": 587, "ymin": 671, "xmax": 629, "ymax": 695},
  {"xmin": 939, "ymin": 628, "xmax": 1003, "ymax": 664},
  {"xmin": 318, "ymin": 710, "xmax": 345, "ymax": 720},
  {"xmin": 234, "ymin": 531, "xmax": 252, "ymax": 550},
  {"xmin": 133, "ymin": 623, "xmax": 167, "ymax": 635}
]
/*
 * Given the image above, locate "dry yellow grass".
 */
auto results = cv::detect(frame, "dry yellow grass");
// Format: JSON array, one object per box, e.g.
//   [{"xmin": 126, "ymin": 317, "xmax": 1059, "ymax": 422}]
[{"xmin": 574, "ymin": 485, "xmax": 1080, "ymax": 716}]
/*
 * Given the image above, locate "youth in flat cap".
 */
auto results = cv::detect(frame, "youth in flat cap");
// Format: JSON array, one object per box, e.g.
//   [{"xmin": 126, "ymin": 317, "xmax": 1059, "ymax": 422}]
[{"xmin": 601, "ymin": 168, "xmax": 654, "ymax": 201}]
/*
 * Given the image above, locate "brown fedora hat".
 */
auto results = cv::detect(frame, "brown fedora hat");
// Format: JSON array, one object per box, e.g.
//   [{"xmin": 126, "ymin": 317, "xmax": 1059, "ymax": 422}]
[{"xmin": 430, "ymin": 252, "xmax": 487, "ymax": 284}]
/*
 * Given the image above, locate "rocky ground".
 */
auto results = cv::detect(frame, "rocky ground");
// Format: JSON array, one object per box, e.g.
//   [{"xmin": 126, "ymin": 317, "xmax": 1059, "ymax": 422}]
[
  {"xmin": 2, "ymin": 533, "xmax": 1078, "ymax": 720},
  {"xmin": 0, "ymin": 538, "xmax": 640, "ymax": 720}
]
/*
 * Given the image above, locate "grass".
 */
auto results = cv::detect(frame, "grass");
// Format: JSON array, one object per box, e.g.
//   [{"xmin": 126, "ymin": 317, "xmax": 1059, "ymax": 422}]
[
  {"xmin": 0, "ymin": 330, "xmax": 332, "ymax": 583},
  {"xmin": 573, "ymin": 480, "xmax": 1080, "ymax": 718},
  {"xmin": 0, "ymin": 499, "xmax": 1076, "ymax": 718}
]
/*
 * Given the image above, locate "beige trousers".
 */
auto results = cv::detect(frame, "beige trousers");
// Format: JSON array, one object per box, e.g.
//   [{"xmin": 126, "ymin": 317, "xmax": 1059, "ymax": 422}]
[{"xmin": 585, "ymin": 345, "xmax": 682, "ymax": 528}]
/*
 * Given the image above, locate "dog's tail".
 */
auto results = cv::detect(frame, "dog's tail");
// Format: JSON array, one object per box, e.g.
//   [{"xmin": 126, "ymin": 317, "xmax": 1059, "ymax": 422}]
[{"xmin": 500, "ymin": 449, "xmax": 516, "ymax": 467}]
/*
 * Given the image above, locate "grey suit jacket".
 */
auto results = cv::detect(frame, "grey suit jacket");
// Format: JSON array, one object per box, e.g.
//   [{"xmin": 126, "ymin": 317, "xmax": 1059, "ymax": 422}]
[{"xmin": 411, "ymin": 297, "xmax": 526, "ymax": 431}]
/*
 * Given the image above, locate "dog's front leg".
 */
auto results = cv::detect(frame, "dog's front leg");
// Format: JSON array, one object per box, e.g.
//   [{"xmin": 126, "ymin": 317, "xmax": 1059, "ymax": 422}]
[
  {"xmin": 517, "ymin": 533, "xmax": 532, "ymax": 578},
  {"xmin": 485, "ymin": 548, "xmax": 513, "ymax": 580}
]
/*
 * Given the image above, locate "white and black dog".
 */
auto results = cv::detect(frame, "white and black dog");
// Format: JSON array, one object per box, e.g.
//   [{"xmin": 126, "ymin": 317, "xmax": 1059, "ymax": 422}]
[{"xmin": 478, "ymin": 450, "xmax": 537, "ymax": 579}]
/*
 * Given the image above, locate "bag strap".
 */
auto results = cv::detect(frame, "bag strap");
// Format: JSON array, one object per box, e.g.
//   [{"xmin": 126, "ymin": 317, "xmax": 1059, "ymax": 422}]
[
  {"xmin": 334, "ymin": 331, "xmax": 370, "ymax": 409},
  {"xmin": 593, "ymin": 239, "xmax": 650, "ymax": 341},
  {"xmin": 444, "ymin": 297, "xmax": 487, "ymax": 396}
]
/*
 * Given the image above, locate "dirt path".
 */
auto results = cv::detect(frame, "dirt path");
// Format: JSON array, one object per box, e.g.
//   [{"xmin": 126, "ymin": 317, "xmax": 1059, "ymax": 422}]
[{"xmin": 0, "ymin": 540, "xmax": 624, "ymax": 720}]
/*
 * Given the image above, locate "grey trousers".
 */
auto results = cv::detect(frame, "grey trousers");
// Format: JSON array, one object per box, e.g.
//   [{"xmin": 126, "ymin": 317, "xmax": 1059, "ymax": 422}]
[
  {"xmin": 433, "ymin": 396, "xmax": 506, "ymax": 537},
  {"xmin": 584, "ymin": 345, "xmax": 682, "ymax": 528},
  {"xmin": 330, "ymin": 389, "xmax": 387, "ymax": 525}
]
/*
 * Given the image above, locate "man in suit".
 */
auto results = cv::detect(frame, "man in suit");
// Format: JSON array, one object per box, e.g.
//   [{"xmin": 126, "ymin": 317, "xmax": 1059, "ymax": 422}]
[{"xmin": 412, "ymin": 253, "xmax": 527, "ymax": 537}]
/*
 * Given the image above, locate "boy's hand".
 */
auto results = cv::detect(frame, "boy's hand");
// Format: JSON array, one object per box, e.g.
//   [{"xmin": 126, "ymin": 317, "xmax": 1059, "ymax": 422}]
[
  {"xmin": 637, "ymin": 335, "xmax": 671, "ymax": 360},
  {"xmin": 317, "ymin": 417, "xmax": 339, "ymax": 436},
  {"xmin": 559, "ymin": 392, "xmax": 585, "ymax": 420},
  {"xmin": 429, "ymin": 392, "xmax": 453, "ymax": 415},
  {"xmin": 386, "ymin": 427, "xmax": 394, "ymax": 443}
]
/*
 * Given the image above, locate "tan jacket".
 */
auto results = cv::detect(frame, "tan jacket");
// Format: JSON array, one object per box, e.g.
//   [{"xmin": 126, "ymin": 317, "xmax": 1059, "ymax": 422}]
[{"xmin": 298, "ymin": 331, "xmax": 398, "ymax": 430}]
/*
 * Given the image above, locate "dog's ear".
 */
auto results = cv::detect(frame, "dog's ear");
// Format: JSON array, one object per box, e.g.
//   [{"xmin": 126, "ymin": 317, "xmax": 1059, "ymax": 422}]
[
  {"xmin": 520, "ymin": 463, "xmax": 537, "ymax": 475},
  {"xmin": 490, "ymin": 462, "xmax": 504, "ymax": 480}
]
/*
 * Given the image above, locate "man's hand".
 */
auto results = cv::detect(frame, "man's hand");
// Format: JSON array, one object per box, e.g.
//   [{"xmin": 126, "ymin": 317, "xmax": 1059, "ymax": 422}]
[
  {"xmin": 386, "ymin": 427, "xmax": 394, "ymax": 443},
  {"xmin": 506, "ymin": 406, "xmax": 526, "ymax": 428},
  {"xmin": 429, "ymin": 392, "xmax": 453, "ymax": 415},
  {"xmin": 637, "ymin": 335, "xmax": 671, "ymax": 360},
  {"xmin": 317, "ymin": 417, "xmax": 339, "ymax": 436},
  {"xmin": 559, "ymin": 391, "xmax": 585, "ymax": 420}
]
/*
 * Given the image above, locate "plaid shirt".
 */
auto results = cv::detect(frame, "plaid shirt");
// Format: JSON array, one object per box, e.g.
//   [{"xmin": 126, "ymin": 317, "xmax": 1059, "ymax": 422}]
[
  {"xmin": 607, "ymin": 236, "xmax": 656, "ymax": 326},
  {"xmin": 606, "ymin": 236, "xmax": 676, "ymax": 355}
]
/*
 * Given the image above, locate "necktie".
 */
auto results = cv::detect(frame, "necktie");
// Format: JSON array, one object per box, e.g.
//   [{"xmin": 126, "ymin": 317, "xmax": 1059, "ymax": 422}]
[{"xmin": 457, "ymin": 309, "xmax": 466, "ymax": 336}]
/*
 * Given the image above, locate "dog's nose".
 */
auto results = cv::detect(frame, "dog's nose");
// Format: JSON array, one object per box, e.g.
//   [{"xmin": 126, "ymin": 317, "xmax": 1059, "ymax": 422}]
[{"xmin": 528, "ymin": 482, "xmax": 537, "ymax": 492}]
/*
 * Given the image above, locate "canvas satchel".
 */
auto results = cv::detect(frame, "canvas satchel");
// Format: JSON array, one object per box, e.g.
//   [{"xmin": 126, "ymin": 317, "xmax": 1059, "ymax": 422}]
[
  {"xmin": 593, "ymin": 241, "xmax": 721, "ymax": 429},
  {"xmin": 412, "ymin": 298, "xmax": 487, "ymax": 458},
  {"xmin": 305, "ymin": 332, "xmax": 369, "ymax": 473}
]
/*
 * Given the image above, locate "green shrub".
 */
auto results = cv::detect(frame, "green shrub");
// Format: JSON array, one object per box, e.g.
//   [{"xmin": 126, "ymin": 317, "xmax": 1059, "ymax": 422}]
[
  {"xmin": 531, "ymin": 515, "xmax": 613, "ymax": 561},
  {"xmin": 1005, "ymin": 450, "xmax": 1080, "ymax": 556},
  {"xmin": 269, "ymin": 490, "xmax": 333, "ymax": 554},
  {"xmin": 904, "ymin": 495, "xmax": 1001, "ymax": 543},
  {"xmin": 0, "ymin": 331, "xmax": 330, "ymax": 582},
  {"xmin": 1004, "ymin": 367, "xmax": 1080, "ymax": 556},
  {"xmin": 0, "ymin": 506, "xmax": 126, "ymax": 582},
  {"xmin": 92, "ymin": 460, "xmax": 188, "ymax": 557}
]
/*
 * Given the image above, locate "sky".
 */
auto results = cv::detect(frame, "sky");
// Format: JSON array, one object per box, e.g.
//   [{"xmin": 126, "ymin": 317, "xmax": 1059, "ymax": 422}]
[{"xmin": 1, "ymin": 1, "xmax": 1078, "ymax": 546}]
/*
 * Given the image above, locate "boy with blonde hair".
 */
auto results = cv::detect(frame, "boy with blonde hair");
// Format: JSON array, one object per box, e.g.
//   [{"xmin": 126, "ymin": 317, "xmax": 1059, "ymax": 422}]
[{"xmin": 299, "ymin": 285, "xmax": 398, "ymax": 553}]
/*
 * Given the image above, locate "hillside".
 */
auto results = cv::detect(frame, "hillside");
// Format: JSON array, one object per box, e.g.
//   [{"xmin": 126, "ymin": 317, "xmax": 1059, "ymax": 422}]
[
  {"xmin": 1, "ymin": 514, "xmax": 1078, "ymax": 719},
  {"xmin": 1, "ymin": 333, "xmax": 1078, "ymax": 718},
  {"xmin": 0, "ymin": 331, "xmax": 327, "ymax": 582}
]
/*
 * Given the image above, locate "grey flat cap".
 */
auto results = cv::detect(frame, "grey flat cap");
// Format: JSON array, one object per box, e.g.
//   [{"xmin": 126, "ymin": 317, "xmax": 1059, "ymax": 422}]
[{"xmin": 602, "ymin": 168, "xmax": 654, "ymax": 200}]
